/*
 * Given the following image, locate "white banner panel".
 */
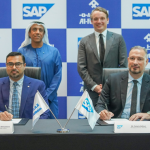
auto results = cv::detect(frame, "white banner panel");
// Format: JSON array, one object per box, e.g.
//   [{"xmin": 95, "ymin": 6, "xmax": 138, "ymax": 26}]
[
  {"xmin": 0, "ymin": 29, "xmax": 12, "ymax": 62},
  {"xmin": 122, "ymin": 0, "xmax": 150, "ymax": 28},
  {"xmin": 12, "ymin": 0, "xmax": 66, "ymax": 28},
  {"xmin": 57, "ymin": 62, "xmax": 67, "ymax": 96},
  {"xmin": 67, "ymin": 96, "xmax": 81, "ymax": 119}
]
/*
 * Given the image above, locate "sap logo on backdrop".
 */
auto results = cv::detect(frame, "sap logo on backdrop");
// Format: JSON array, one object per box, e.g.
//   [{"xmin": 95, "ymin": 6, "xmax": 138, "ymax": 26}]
[
  {"xmin": 23, "ymin": 4, "xmax": 54, "ymax": 19},
  {"xmin": 78, "ymin": 37, "xmax": 82, "ymax": 47},
  {"xmin": 132, "ymin": 4, "xmax": 150, "ymax": 20},
  {"xmin": 89, "ymin": 0, "xmax": 99, "ymax": 9}
]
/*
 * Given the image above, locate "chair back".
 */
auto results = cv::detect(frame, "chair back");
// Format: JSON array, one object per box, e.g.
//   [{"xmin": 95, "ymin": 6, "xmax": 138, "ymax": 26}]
[
  {"xmin": 102, "ymin": 68, "xmax": 150, "ymax": 85},
  {"xmin": 0, "ymin": 67, "xmax": 41, "ymax": 80}
]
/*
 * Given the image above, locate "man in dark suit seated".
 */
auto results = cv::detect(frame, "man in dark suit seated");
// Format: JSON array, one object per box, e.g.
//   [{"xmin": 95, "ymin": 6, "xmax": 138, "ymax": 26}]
[
  {"xmin": 0, "ymin": 52, "xmax": 50, "ymax": 121},
  {"xmin": 78, "ymin": 6, "xmax": 127, "ymax": 106},
  {"xmin": 95, "ymin": 46, "xmax": 150, "ymax": 121}
]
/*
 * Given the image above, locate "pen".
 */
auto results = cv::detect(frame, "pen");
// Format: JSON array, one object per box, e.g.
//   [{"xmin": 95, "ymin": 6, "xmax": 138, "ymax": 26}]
[
  {"xmin": 99, "ymin": 97, "xmax": 111, "ymax": 120},
  {"xmin": 5, "ymin": 105, "xmax": 8, "ymax": 112}
]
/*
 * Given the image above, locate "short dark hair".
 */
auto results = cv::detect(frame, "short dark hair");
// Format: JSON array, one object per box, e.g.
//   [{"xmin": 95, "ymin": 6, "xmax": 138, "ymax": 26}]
[
  {"xmin": 90, "ymin": 7, "xmax": 109, "ymax": 20},
  {"xmin": 6, "ymin": 52, "xmax": 25, "ymax": 63}
]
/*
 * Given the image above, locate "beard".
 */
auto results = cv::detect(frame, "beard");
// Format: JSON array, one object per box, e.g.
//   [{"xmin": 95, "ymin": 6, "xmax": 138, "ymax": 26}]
[
  {"xmin": 129, "ymin": 67, "xmax": 141, "ymax": 74},
  {"xmin": 9, "ymin": 69, "xmax": 20, "ymax": 79},
  {"xmin": 9, "ymin": 74, "xmax": 20, "ymax": 79}
]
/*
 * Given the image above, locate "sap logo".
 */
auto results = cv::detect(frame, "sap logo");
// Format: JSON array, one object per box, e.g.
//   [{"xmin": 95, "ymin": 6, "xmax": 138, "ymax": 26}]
[
  {"xmin": 78, "ymin": 111, "xmax": 86, "ymax": 119},
  {"xmin": 117, "ymin": 125, "xmax": 123, "ymax": 129},
  {"xmin": 23, "ymin": 4, "xmax": 54, "ymax": 19},
  {"xmin": 82, "ymin": 98, "xmax": 93, "ymax": 113},
  {"xmin": 132, "ymin": 4, "xmax": 150, "ymax": 20},
  {"xmin": 78, "ymin": 37, "xmax": 82, "ymax": 46},
  {"xmin": 33, "ymin": 103, "xmax": 39, "ymax": 111}
]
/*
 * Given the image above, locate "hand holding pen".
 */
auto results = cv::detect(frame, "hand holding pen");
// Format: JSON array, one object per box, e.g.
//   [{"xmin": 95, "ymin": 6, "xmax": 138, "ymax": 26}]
[
  {"xmin": 98, "ymin": 96, "xmax": 114, "ymax": 120},
  {"xmin": 0, "ymin": 105, "xmax": 13, "ymax": 121},
  {"xmin": 100, "ymin": 109, "xmax": 114, "ymax": 120}
]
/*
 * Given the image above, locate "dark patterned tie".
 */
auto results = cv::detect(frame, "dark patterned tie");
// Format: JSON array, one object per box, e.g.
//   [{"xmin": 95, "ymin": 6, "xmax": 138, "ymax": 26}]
[
  {"xmin": 130, "ymin": 80, "xmax": 138, "ymax": 117},
  {"xmin": 12, "ymin": 82, "xmax": 19, "ymax": 118},
  {"xmin": 99, "ymin": 34, "xmax": 105, "ymax": 67}
]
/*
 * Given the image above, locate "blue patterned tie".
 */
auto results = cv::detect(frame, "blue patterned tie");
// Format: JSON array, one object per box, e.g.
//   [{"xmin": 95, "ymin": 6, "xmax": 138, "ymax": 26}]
[{"xmin": 12, "ymin": 82, "xmax": 19, "ymax": 118}]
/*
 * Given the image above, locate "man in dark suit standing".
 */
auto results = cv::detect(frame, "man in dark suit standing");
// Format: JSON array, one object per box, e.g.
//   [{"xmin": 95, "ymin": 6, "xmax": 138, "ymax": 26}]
[
  {"xmin": 0, "ymin": 52, "xmax": 50, "ymax": 121},
  {"xmin": 77, "ymin": 7, "xmax": 127, "ymax": 106},
  {"xmin": 95, "ymin": 46, "xmax": 150, "ymax": 121}
]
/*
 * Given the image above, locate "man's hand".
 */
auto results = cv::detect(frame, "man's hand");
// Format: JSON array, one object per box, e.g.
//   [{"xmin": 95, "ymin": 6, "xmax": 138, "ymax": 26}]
[
  {"xmin": 94, "ymin": 84, "xmax": 102, "ymax": 96},
  {"xmin": 129, "ymin": 113, "xmax": 150, "ymax": 121},
  {"xmin": 100, "ymin": 109, "xmax": 114, "ymax": 120},
  {"xmin": 0, "ymin": 111, "xmax": 13, "ymax": 121}
]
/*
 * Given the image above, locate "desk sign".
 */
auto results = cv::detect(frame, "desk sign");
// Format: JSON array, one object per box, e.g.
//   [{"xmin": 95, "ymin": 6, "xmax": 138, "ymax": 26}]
[
  {"xmin": 114, "ymin": 121, "xmax": 150, "ymax": 133},
  {"xmin": 0, "ymin": 121, "xmax": 14, "ymax": 134}
]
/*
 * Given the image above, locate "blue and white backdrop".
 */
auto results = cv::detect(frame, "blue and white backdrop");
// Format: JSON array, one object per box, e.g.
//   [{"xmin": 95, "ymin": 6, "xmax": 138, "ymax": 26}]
[{"xmin": 0, "ymin": 0, "xmax": 150, "ymax": 119}]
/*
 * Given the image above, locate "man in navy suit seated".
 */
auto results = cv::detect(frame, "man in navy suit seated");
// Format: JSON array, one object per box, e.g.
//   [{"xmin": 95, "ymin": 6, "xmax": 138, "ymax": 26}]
[{"xmin": 0, "ymin": 52, "xmax": 50, "ymax": 120}]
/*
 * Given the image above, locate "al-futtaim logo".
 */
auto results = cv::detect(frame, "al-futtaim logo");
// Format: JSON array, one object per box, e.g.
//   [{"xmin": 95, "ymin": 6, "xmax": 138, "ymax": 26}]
[
  {"xmin": 89, "ymin": 0, "xmax": 99, "ymax": 8},
  {"xmin": 23, "ymin": 4, "xmax": 54, "ymax": 19},
  {"xmin": 79, "ymin": 0, "xmax": 99, "ymax": 24},
  {"xmin": 132, "ymin": 4, "xmax": 150, "ymax": 20}
]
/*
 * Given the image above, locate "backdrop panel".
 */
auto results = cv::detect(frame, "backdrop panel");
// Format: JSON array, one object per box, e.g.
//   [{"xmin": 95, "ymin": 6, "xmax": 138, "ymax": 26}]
[{"xmin": 0, "ymin": 0, "xmax": 150, "ymax": 119}]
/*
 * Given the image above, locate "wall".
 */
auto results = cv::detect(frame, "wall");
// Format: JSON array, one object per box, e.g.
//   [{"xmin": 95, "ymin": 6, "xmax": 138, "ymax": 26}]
[{"xmin": 0, "ymin": 0, "xmax": 150, "ymax": 119}]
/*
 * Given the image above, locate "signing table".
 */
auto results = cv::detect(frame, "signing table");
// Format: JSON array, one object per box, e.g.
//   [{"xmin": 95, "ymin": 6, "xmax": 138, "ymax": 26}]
[{"xmin": 0, "ymin": 119, "xmax": 150, "ymax": 150}]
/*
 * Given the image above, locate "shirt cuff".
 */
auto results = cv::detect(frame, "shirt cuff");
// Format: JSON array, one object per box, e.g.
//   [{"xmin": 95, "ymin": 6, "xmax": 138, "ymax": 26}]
[{"xmin": 91, "ymin": 85, "xmax": 97, "ymax": 91}]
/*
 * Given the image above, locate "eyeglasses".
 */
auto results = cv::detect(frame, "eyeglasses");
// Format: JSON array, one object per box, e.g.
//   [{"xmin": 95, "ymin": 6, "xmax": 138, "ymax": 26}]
[{"xmin": 6, "ymin": 62, "xmax": 24, "ymax": 68}]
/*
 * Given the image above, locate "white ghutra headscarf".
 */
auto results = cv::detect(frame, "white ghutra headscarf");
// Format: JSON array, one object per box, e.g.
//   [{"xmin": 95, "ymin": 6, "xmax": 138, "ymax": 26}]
[{"xmin": 19, "ymin": 21, "xmax": 51, "ymax": 48}]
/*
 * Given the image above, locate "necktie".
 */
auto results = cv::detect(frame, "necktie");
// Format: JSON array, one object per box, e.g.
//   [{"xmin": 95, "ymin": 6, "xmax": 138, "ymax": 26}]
[
  {"xmin": 12, "ymin": 82, "xmax": 19, "ymax": 118},
  {"xmin": 99, "ymin": 34, "xmax": 105, "ymax": 67},
  {"xmin": 130, "ymin": 80, "xmax": 138, "ymax": 117}
]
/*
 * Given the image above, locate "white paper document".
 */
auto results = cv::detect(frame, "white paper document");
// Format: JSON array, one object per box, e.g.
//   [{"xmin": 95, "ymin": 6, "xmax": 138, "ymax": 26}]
[
  {"xmin": 12, "ymin": 119, "xmax": 21, "ymax": 124},
  {"xmin": 104, "ymin": 118, "xmax": 129, "ymax": 124}
]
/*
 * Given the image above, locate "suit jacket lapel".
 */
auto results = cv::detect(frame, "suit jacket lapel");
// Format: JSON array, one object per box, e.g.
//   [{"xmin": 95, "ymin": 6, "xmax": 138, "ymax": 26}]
[
  {"xmin": 2, "ymin": 77, "xmax": 10, "ymax": 109},
  {"xmin": 19, "ymin": 76, "xmax": 31, "ymax": 117},
  {"xmin": 104, "ymin": 31, "xmax": 114, "ymax": 62},
  {"xmin": 120, "ymin": 72, "xmax": 128, "ymax": 112},
  {"xmin": 88, "ymin": 33, "xmax": 100, "ymax": 62},
  {"xmin": 140, "ymin": 74, "xmax": 149, "ymax": 111}
]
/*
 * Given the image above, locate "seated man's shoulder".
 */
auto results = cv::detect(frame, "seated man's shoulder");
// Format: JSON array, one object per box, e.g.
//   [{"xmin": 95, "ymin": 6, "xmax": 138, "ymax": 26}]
[
  {"xmin": 144, "ymin": 73, "xmax": 150, "ymax": 80},
  {"xmin": 0, "ymin": 76, "xmax": 9, "ymax": 83},
  {"xmin": 25, "ymin": 76, "xmax": 44, "ymax": 85},
  {"xmin": 109, "ymin": 71, "xmax": 128, "ymax": 80}
]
